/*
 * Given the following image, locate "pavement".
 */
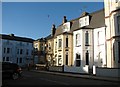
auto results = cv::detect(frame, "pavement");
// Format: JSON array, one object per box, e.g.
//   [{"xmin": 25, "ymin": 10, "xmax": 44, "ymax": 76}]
[{"xmin": 30, "ymin": 69, "xmax": 120, "ymax": 83}]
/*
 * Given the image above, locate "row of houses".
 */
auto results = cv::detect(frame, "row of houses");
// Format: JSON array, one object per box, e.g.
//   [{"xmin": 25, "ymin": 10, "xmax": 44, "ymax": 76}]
[
  {"xmin": 0, "ymin": 0, "xmax": 120, "ymax": 77},
  {"xmin": 0, "ymin": 34, "xmax": 34, "ymax": 67},
  {"xmin": 34, "ymin": 0, "xmax": 120, "ymax": 77}
]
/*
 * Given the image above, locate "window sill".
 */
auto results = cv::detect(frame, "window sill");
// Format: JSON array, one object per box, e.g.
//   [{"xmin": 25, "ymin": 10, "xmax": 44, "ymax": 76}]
[
  {"xmin": 85, "ymin": 45, "xmax": 90, "ymax": 46},
  {"xmin": 76, "ymin": 45, "xmax": 81, "ymax": 47}
]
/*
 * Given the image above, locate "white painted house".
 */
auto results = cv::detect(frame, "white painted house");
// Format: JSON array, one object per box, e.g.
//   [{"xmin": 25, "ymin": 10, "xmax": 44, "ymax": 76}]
[
  {"xmin": 64, "ymin": 9, "xmax": 106, "ymax": 74},
  {"xmin": 0, "ymin": 34, "xmax": 34, "ymax": 67}
]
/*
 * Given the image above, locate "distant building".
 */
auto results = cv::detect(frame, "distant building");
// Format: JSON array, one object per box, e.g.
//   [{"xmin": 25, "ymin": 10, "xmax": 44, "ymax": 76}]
[
  {"xmin": 33, "ymin": 38, "xmax": 47, "ymax": 64},
  {"xmin": 45, "ymin": 24, "xmax": 56, "ymax": 66},
  {"xmin": 0, "ymin": 34, "xmax": 34, "ymax": 67}
]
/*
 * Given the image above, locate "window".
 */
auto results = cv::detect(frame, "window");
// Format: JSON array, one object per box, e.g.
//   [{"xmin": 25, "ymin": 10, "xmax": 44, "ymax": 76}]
[
  {"xmin": 66, "ymin": 36, "xmax": 68, "ymax": 47},
  {"xmin": 58, "ymin": 39, "xmax": 62, "ymax": 48},
  {"xmin": 26, "ymin": 49, "xmax": 28, "ymax": 55},
  {"xmin": 4, "ymin": 48, "xmax": 6, "ymax": 53},
  {"xmin": 17, "ymin": 49, "xmax": 19, "ymax": 54},
  {"xmin": 55, "ymin": 41, "xmax": 57, "ymax": 50},
  {"xmin": 48, "ymin": 43, "xmax": 51, "ymax": 50},
  {"xmin": 6, "ymin": 57, "xmax": 9, "ymax": 61},
  {"xmin": 58, "ymin": 55, "xmax": 62, "ymax": 65},
  {"xmin": 79, "ymin": 16, "xmax": 89, "ymax": 27},
  {"xmin": 117, "ymin": 16, "xmax": 120, "ymax": 33},
  {"xmin": 85, "ymin": 31, "xmax": 89, "ymax": 45},
  {"xmin": 20, "ymin": 49, "xmax": 23, "ymax": 54},
  {"xmin": 17, "ymin": 58, "xmax": 18, "ymax": 63},
  {"xmin": 76, "ymin": 53, "xmax": 81, "ymax": 67},
  {"xmin": 7, "ymin": 48, "xmax": 10, "ymax": 53},
  {"xmin": 19, "ymin": 58, "xmax": 22, "ymax": 63},
  {"xmin": 63, "ymin": 22, "xmax": 70, "ymax": 32},
  {"xmin": 76, "ymin": 33, "xmax": 80, "ymax": 46},
  {"xmin": 86, "ymin": 51, "xmax": 89, "ymax": 65},
  {"xmin": 3, "ymin": 57, "xmax": 5, "ymax": 61},
  {"xmin": 66, "ymin": 53, "xmax": 68, "ymax": 65},
  {"xmin": 58, "ymin": 58, "xmax": 62, "ymax": 66},
  {"xmin": 118, "ymin": 42, "xmax": 120, "ymax": 63}
]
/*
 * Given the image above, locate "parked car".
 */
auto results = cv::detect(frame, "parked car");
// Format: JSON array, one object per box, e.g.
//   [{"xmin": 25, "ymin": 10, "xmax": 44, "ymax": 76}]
[{"xmin": 2, "ymin": 62, "xmax": 22, "ymax": 80}]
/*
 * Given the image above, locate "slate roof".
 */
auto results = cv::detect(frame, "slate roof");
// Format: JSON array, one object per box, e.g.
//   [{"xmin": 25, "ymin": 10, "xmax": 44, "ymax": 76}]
[
  {"xmin": 45, "ymin": 34, "xmax": 54, "ymax": 40},
  {"xmin": 0, "ymin": 34, "xmax": 34, "ymax": 43},
  {"xmin": 54, "ymin": 8, "xmax": 105, "ymax": 37}
]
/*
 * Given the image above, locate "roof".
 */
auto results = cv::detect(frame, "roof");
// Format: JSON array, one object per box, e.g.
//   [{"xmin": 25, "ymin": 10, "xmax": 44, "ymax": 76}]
[
  {"xmin": 54, "ymin": 9, "xmax": 105, "ymax": 36},
  {"xmin": 0, "ymin": 34, "xmax": 34, "ymax": 43},
  {"xmin": 71, "ymin": 8, "xmax": 105, "ymax": 32},
  {"xmin": 45, "ymin": 34, "xmax": 54, "ymax": 40},
  {"xmin": 36, "ymin": 38, "xmax": 46, "ymax": 42}
]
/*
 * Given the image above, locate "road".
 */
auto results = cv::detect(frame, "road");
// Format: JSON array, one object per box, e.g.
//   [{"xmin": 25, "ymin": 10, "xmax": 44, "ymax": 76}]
[{"xmin": 2, "ymin": 70, "xmax": 119, "ymax": 87}]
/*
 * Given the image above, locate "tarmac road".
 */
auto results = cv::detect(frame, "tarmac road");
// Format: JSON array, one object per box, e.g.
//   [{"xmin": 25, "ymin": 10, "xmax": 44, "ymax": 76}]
[{"xmin": 2, "ymin": 70, "xmax": 119, "ymax": 87}]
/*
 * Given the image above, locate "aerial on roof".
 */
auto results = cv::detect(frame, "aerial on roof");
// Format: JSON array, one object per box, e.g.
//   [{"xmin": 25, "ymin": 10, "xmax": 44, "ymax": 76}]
[{"xmin": 0, "ymin": 34, "xmax": 35, "ymax": 43}]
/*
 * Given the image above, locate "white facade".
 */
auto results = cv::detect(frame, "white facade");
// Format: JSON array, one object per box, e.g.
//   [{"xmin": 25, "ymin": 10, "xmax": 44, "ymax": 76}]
[
  {"xmin": 94, "ymin": 27, "xmax": 106, "ymax": 67},
  {"xmin": 73, "ymin": 28, "xmax": 94, "ymax": 73},
  {"xmin": 0, "ymin": 36, "xmax": 34, "ymax": 67}
]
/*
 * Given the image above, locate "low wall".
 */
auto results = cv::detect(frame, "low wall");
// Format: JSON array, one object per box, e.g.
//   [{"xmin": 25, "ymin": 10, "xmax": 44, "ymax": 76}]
[
  {"xmin": 64, "ymin": 65, "xmax": 89, "ymax": 74},
  {"xmin": 49, "ymin": 66, "xmax": 63, "ymax": 72},
  {"xmin": 96, "ymin": 67, "xmax": 120, "ymax": 77}
]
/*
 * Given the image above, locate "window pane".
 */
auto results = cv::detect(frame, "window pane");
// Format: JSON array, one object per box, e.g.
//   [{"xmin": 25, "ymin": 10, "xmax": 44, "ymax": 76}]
[
  {"xmin": 7, "ymin": 48, "xmax": 10, "ymax": 53},
  {"xmin": 86, "ymin": 51, "xmax": 89, "ymax": 65},
  {"xmin": 85, "ymin": 31, "xmax": 89, "ymax": 45},
  {"xmin": 58, "ymin": 39, "xmax": 62, "ymax": 48},
  {"xmin": 4, "ymin": 48, "xmax": 6, "ymax": 53},
  {"xmin": 20, "ymin": 49, "xmax": 23, "ymax": 54},
  {"xmin": 20, "ymin": 58, "xmax": 22, "ymax": 63},
  {"xmin": 66, "ymin": 54, "xmax": 68, "ymax": 65},
  {"xmin": 6, "ymin": 57, "xmax": 9, "ymax": 61},
  {"xmin": 66, "ymin": 37, "xmax": 68, "ymax": 47},
  {"xmin": 76, "ymin": 34, "xmax": 80, "ymax": 46},
  {"xmin": 117, "ymin": 16, "xmax": 120, "ymax": 33},
  {"xmin": 3, "ymin": 57, "xmax": 5, "ymax": 61},
  {"xmin": 17, "ymin": 58, "xmax": 18, "ymax": 63},
  {"xmin": 76, "ymin": 60, "xmax": 80, "ymax": 67},
  {"xmin": 118, "ymin": 42, "xmax": 120, "ymax": 63},
  {"xmin": 76, "ymin": 53, "xmax": 81, "ymax": 67}
]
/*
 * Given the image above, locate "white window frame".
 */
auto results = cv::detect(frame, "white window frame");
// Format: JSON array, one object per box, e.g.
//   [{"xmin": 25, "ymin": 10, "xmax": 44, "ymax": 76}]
[
  {"xmin": 76, "ymin": 33, "xmax": 81, "ymax": 47},
  {"xmin": 85, "ymin": 31, "xmax": 89, "ymax": 45}
]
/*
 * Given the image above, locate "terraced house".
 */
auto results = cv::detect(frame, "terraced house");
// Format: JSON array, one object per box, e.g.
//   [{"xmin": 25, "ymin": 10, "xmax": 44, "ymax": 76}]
[
  {"xmin": 33, "ymin": 38, "xmax": 46, "ymax": 64},
  {"xmin": 95, "ymin": 0, "xmax": 120, "ymax": 77},
  {"xmin": 53, "ymin": 16, "xmax": 73, "ymax": 67},
  {"xmin": 64, "ymin": 9, "xmax": 106, "ymax": 74},
  {"xmin": 44, "ymin": 8, "xmax": 106, "ymax": 74}
]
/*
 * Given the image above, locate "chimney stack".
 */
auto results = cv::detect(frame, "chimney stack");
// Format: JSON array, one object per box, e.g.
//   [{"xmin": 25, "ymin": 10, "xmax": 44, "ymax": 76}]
[
  {"xmin": 62, "ymin": 16, "xmax": 67, "ymax": 24},
  {"xmin": 51, "ymin": 24, "xmax": 56, "ymax": 36}
]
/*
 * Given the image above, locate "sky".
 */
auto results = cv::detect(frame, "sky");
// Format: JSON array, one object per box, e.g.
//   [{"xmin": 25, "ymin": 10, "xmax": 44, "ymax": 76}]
[{"xmin": 2, "ymin": 2, "xmax": 104, "ymax": 40}]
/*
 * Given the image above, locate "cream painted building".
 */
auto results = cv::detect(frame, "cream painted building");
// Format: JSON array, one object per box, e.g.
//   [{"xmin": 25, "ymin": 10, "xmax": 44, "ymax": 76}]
[
  {"xmin": 45, "ymin": 24, "xmax": 56, "ymax": 66},
  {"xmin": 104, "ymin": 0, "xmax": 120, "ymax": 68},
  {"xmin": 33, "ymin": 38, "xmax": 46, "ymax": 64},
  {"xmin": 53, "ymin": 16, "xmax": 73, "ymax": 66},
  {"xmin": 95, "ymin": 0, "xmax": 120, "ymax": 77}
]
